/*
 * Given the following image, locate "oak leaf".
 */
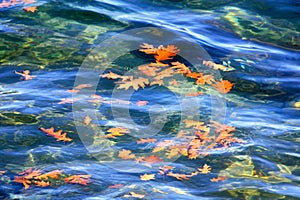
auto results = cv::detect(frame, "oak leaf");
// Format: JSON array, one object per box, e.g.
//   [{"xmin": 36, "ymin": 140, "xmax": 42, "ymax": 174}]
[
  {"xmin": 118, "ymin": 149, "xmax": 135, "ymax": 160},
  {"xmin": 101, "ymin": 71, "xmax": 122, "ymax": 79},
  {"xmin": 155, "ymin": 45, "xmax": 179, "ymax": 62},
  {"xmin": 167, "ymin": 172, "xmax": 191, "ymax": 180},
  {"xmin": 212, "ymin": 80, "xmax": 233, "ymax": 94},
  {"xmin": 63, "ymin": 174, "xmax": 91, "ymax": 185},
  {"xmin": 143, "ymin": 155, "xmax": 163, "ymax": 164},
  {"xmin": 117, "ymin": 77, "xmax": 149, "ymax": 91},
  {"xmin": 39, "ymin": 127, "xmax": 72, "ymax": 142},
  {"xmin": 138, "ymin": 64, "xmax": 160, "ymax": 76}
]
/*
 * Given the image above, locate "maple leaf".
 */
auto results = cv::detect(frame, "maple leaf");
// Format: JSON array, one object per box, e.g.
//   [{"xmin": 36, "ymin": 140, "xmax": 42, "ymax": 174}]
[
  {"xmin": 64, "ymin": 174, "xmax": 91, "ymax": 186},
  {"xmin": 140, "ymin": 173, "xmax": 155, "ymax": 181},
  {"xmin": 136, "ymin": 100, "xmax": 148, "ymax": 106},
  {"xmin": 138, "ymin": 64, "xmax": 160, "ymax": 76},
  {"xmin": 198, "ymin": 164, "xmax": 211, "ymax": 174},
  {"xmin": 39, "ymin": 127, "xmax": 72, "ymax": 142},
  {"xmin": 23, "ymin": 6, "xmax": 37, "ymax": 13},
  {"xmin": 210, "ymin": 176, "xmax": 226, "ymax": 182},
  {"xmin": 83, "ymin": 116, "xmax": 92, "ymax": 125},
  {"xmin": 101, "ymin": 71, "xmax": 122, "ymax": 79},
  {"xmin": 137, "ymin": 138, "xmax": 157, "ymax": 144},
  {"xmin": 118, "ymin": 149, "xmax": 135, "ymax": 160},
  {"xmin": 117, "ymin": 77, "xmax": 149, "ymax": 91},
  {"xmin": 212, "ymin": 80, "xmax": 233, "ymax": 94}
]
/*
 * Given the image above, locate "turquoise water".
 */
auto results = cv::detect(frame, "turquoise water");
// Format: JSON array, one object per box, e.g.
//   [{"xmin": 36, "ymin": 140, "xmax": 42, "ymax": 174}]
[{"xmin": 0, "ymin": 0, "xmax": 300, "ymax": 199}]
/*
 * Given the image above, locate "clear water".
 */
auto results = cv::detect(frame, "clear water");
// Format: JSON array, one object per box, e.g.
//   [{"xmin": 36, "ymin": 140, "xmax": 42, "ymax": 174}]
[{"xmin": 0, "ymin": 0, "xmax": 300, "ymax": 199}]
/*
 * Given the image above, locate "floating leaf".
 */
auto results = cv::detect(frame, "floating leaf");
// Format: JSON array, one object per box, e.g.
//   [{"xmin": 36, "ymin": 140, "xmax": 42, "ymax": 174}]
[
  {"xmin": 137, "ymin": 138, "xmax": 157, "ymax": 144},
  {"xmin": 198, "ymin": 164, "xmax": 211, "ymax": 174},
  {"xmin": 117, "ymin": 77, "xmax": 149, "ymax": 91},
  {"xmin": 23, "ymin": 6, "xmax": 37, "ymax": 13},
  {"xmin": 212, "ymin": 80, "xmax": 233, "ymax": 94},
  {"xmin": 39, "ymin": 127, "xmax": 72, "ymax": 142},
  {"xmin": 140, "ymin": 173, "xmax": 155, "ymax": 181},
  {"xmin": 118, "ymin": 149, "xmax": 135, "ymax": 160},
  {"xmin": 63, "ymin": 175, "xmax": 91, "ymax": 186}
]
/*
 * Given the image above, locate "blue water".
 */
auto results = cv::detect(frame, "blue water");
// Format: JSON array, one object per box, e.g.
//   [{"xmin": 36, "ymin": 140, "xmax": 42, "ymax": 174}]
[{"xmin": 0, "ymin": 0, "xmax": 300, "ymax": 199}]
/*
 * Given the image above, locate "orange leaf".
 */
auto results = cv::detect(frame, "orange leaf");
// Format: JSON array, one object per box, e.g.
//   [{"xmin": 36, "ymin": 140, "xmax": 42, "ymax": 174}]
[
  {"xmin": 74, "ymin": 84, "xmax": 92, "ymax": 90},
  {"xmin": 101, "ymin": 71, "xmax": 122, "ymax": 79},
  {"xmin": 167, "ymin": 172, "xmax": 191, "ymax": 180},
  {"xmin": 33, "ymin": 180, "xmax": 50, "ymax": 187},
  {"xmin": 105, "ymin": 127, "xmax": 130, "ymax": 138},
  {"xmin": 212, "ymin": 80, "xmax": 233, "ymax": 94},
  {"xmin": 118, "ymin": 149, "xmax": 135, "ymax": 160},
  {"xmin": 171, "ymin": 62, "xmax": 191, "ymax": 74},
  {"xmin": 210, "ymin": 176, "xmax": 226, "ymax": 182},
  {"xmin": 136, "ymin": 101, "xmax": 148, "ymax": 106},
  {"xmin": 185, "ymin": 91, "xmax": 203, "ymax": 97},
  {"xmin": 143, "ymin": 155, "xmax": 163, "ymax": 164},
  {"xmin": 117, "ymin": 77, "xmax": 149, "ymax": 91},
  {"xmin": 183, "ymin": 120, "xmax": 204, "ymax": 128},
  {"xmin": 108, "ymin": 184, "xmax": 124, "ymax": 189},
  {"xmin": 34, "ymin": 170, "xmax": 62, "ymax": 180},
  {"xmin": 64, "ymin": 174, "xmax": 91, "ymax": 186},
  {"xmin": 23, "ymin": 6, "xmax": 37, "ymax": 13},
  {"xmin": 140, "ymin": 173, "xmax": 155, "ymax": 181},
  {"xmin": 39, "ymin": 127, "xmax": 72, "ymax": 142},
  {"xmin": 154, "ymin": 45, "xmax": 179, "ymax": 62},
  {"xmin": 137, "ymin": 138, "xmax": 157, "ymax": 144}
]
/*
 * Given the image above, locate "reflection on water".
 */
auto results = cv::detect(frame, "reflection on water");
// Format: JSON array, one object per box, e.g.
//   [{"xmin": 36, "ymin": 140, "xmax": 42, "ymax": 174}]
[{"xmin": 0, "ymin": 0, "xmax": 299, "ymax": 199}]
